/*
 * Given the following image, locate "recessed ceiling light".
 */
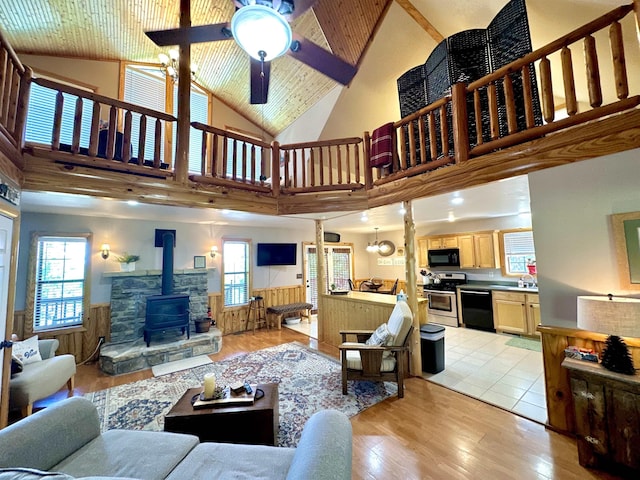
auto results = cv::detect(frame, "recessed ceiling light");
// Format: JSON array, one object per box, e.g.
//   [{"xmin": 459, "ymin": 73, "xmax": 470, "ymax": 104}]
[
  {"xmin": 519, "ymin": 212, "xmax": 532, "ymax": 219},
  {"xmin": 448, "ymin": 212, "xmax": 455, "ymax": 222},
  {"xmin": 399, "ymin": 206, "xmax": 407, "ymax": 215},
  {"xmin": 361, "ymin": 213, "xmax": 368, "ymax": 222},
  {"xmin": 451, "ymin": 197, "xmax": 464, "ymax": 206},
  {"xmin": 127, "ymin": 200, "xmax": 139, "ymax": 206}
]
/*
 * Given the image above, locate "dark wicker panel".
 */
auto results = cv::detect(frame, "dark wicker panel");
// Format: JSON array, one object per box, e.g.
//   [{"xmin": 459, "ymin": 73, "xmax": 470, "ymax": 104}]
[
  {"xmin": 488, "ymin": 0, "xmax": 542, "ymax": 134},
  {"xmin": 397, "ymin": 64, "xmax": 428, "ymax": 118},
  {"xmin": 447, "ymin": 29, "xmax": 491, "ymax": 84}
]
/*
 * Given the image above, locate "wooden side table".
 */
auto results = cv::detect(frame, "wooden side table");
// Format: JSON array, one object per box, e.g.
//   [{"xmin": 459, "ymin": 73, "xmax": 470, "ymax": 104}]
[
  {"xmin": 164, "ymin": 383, "xmax": 279, "ymax": 446},
  {"xmin": 562, "ymin": 358, "xmax": 640, "ymax": 474}
]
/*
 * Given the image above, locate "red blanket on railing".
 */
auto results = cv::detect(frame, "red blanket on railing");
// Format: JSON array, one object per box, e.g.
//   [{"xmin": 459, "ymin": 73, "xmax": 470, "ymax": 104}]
[{"xmin": 369, "ymin": 122, "xmax": 394, "ymax": 168}]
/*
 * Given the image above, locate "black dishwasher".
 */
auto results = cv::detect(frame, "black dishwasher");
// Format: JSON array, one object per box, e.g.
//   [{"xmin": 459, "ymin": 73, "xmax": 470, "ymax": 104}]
[{"xmin": 459, "ymin": 289, "xmax": 495, "ymax": 332}]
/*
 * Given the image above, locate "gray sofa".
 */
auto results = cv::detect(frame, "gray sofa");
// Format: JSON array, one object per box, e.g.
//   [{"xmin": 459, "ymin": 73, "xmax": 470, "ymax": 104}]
[{"xmin": 0, "ymin": 397, "xmax": 352, "ymax": 480}]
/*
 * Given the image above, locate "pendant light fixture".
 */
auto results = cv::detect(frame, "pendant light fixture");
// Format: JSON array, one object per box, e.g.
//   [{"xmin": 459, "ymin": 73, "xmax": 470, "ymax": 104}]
[
  {"xmin": 231, "ymin": 3, "xmax": 293, "ymax": 62},
  {"xmin": 366, "ymin": 228, "xmax": 380, "ymax": 253}
]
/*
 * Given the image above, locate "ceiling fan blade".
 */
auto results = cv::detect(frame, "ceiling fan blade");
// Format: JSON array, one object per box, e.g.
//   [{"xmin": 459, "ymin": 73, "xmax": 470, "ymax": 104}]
[
  {"xmin": 250, "ymin": 58, "xmax": 271, "ymax": 104},
  {"xmin": 145, "ymin": 23, "xmax": 231, "ymax": 46},
  {"xmin": 288, "ymin": 34, "xmax": 357, "ymax": 85},
  {"xmin": 285, "ymin": 0, "xmax": 318, "ymax": 21}
]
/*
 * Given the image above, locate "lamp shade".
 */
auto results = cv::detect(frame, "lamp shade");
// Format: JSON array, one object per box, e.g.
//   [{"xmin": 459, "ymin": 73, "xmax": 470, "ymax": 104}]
[
  {"xmin": 231, "ymin": 5, "xmax": 292, "ymax": 61},
  {"xmin": 577, "ymin": 295, "xmax": 640, "ymax": 338}
]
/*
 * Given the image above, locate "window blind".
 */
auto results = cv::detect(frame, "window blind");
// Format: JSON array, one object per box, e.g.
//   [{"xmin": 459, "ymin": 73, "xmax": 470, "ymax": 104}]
[
  {"xmin": 172, "ymin": 85, "xmax": 209, "ymax": 173},
  {"xmin": 25, "ymin": 81, "xmax": 94, "ymax": 147},
  {"xmin": 34, "ymin": 236, "xmax": 87, "ymax": 331},
  {"xmin": 503, "ymin": 231, "xmax": 535, "ymax": 255},
  {"xmin": 124, "ymin": 66, "xmax": 166, "ymax": 161}
]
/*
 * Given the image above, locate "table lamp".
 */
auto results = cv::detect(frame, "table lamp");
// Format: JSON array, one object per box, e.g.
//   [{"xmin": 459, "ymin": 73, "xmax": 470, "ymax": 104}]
[{"xmin": 577, "ymin": 294, "xmax": 640, "ymax": 374}]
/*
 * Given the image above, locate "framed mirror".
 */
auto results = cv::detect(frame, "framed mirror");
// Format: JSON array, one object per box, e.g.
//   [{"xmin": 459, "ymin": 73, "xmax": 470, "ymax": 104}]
[{"xmin": 611, "ymin": 211, "xmax": 640, "ymax": 290}]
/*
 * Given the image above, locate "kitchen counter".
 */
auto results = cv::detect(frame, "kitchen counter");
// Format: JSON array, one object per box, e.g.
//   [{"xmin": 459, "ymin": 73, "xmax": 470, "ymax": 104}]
[{"xmin": 459, "ymin": 282, "xmax": 538, "ymax": 293}]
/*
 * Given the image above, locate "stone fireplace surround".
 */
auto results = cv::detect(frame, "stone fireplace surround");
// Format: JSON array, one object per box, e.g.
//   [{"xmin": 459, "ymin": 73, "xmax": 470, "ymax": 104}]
[{"xmin": 100, "ymin": 269, "xmax": 221, "ymax": 375}]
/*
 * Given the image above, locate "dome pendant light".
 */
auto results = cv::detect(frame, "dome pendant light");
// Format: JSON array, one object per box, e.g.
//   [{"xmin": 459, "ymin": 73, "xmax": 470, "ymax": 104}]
[{"xmin": 231, "ymin": 4, "xmax": 293, "ymax": 62}]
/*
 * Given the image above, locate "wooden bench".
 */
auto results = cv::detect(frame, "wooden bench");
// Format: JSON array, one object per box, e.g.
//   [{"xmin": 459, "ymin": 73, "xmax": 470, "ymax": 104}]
[{"xmin": 266, "ymin": 302, "xmax": 313, "ymax": 330}]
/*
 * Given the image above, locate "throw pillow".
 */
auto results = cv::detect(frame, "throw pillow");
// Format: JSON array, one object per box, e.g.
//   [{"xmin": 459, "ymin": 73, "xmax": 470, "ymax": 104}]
[
  {"xmin": 12, "ymin": 335, "xmax": 42, "ymax": 365},
  {"xmin": 365, "ymin": 323, "xmax": 393, "ymax": 346}
]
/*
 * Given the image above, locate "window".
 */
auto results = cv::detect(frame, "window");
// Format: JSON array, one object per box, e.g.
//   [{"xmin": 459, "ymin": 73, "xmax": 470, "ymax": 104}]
[
  {"xmin": 30, "ymin": 234, "xmax": 91, "ymax": 332},
  {"xmin": 25, "ymin": 75, "xmax": 94, "ymax": 147},
  {"xmin": 223, "ymin": 239, "xmax": 250, "ymax": 306},
  {"xmin": 500, "ymin": 229, "xmax": 536, "ymax": 276},
  {"xmin": 171, "ymin": 84, "xmax": 209, "ymax": 174}
]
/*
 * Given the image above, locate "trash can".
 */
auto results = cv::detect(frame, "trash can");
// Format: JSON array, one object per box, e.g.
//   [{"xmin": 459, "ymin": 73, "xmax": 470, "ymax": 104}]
[{"xmin": 420, "ymin": 324, "xmax": 445, "ymax": 373}]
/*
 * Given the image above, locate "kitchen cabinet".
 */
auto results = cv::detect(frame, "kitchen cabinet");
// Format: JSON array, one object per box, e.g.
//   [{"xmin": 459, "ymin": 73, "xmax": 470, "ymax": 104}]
[
  {"xmin": 492, "ymin": 291, "xmax": 539, "ymax": 336},
  {"xmin": 563, "ymin": 358, "xmax": 640, "ymax": 474},
  {"xmin": 426, "ymin": 235, "xmax": 458, "ymax": 250},
  {"xmin": 458, "ymin": 232, "xmax": 499, "ymax": 269}
]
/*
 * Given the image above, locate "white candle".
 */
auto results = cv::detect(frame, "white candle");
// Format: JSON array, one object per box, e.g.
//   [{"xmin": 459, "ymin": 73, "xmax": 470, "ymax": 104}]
[{"xmin": 203, "ymin": 373, "xmax": 216, "ymax": 399}]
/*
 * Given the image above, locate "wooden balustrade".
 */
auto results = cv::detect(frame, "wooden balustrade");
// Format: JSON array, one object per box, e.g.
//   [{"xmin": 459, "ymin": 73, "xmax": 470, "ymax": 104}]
[
  {"xmin": 30, "ymin": 77, "xmax": 176, "ymax": 175},
  {"xmin": 279, "ymin": 137, "xmax": 365, "ymax": 194},
  {"xmin": 0, "ymin": 28, "xmax": 31, "ymax": 167},
  {"xmin": 190, "ymin": 121, "xmax": 272, "ymax": 193}
]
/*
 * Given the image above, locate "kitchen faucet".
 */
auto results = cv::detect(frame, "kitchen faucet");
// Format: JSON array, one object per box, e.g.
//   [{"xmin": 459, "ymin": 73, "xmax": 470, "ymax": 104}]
[{"xmin": 520, "ymin": 274, "xmax": 537, "ymax": 288}]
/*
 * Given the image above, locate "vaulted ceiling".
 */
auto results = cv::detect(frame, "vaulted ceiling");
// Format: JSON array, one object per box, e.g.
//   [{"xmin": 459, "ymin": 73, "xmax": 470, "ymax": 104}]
[{"xmin": 0, "ymin": 0, "xmax": 392, "ymax": 136}]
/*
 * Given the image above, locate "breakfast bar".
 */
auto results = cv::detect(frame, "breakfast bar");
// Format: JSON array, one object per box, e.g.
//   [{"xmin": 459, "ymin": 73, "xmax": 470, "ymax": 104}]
[{"xmin": 318, "ymin": 291, "xmax": 428, "ymax": 347}]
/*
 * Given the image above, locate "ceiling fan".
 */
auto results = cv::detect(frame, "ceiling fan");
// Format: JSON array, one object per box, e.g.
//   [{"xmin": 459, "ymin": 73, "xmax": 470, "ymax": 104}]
[{"xmin": 145, "ymin": 0, "xmax": 357, "ymax": 104}]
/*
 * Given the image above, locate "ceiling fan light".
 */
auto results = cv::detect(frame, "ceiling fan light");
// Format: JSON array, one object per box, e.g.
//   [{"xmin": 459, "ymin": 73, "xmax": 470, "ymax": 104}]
[
  {"xmin": 231, "ymin": 4, "xmax": 292, "ymax": 61},
  {"xmin": 158, "ymin": 53, "xmax": 169, "ymax": 65}
]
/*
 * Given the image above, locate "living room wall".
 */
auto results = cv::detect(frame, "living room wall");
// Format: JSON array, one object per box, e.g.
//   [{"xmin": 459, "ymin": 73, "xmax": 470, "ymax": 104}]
[
  {"xmin": 15, "ymin": 212, "xmax": 368, "ymax": 309},
  {"xmin": 529, "ymin": 147, "xmax": 640, "ymax": 328}
]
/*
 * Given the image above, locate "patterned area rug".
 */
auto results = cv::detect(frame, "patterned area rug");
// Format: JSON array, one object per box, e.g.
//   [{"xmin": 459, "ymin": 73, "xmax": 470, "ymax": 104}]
[{"xmin": 84, "ymin": 342, "xmax": 396, "ymax": 447}]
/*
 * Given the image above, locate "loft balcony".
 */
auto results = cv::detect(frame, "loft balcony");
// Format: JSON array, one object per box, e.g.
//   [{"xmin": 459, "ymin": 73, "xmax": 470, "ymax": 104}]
[{"xmin": 0, "ymin": 3, "xmax": 639, "ymax": 215}]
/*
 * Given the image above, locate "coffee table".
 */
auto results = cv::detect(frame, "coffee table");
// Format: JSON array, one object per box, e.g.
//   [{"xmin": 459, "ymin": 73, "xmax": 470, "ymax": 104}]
[{"xmin": 164, "ymin": 383, "xmax": 279, "ymax": 446}]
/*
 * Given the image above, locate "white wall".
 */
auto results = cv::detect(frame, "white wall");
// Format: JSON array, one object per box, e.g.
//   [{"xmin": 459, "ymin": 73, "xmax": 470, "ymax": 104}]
[
  {"xmin": 15, "ymin": 213, "xmax": 370, "ymax": 308},
  {"xmin": 529, "ymin": 148, "xmax": 640, "ymax": 328}
]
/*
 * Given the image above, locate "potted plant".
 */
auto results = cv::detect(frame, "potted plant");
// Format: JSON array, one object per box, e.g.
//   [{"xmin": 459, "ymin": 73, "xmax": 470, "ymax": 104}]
[{"xmin": 115, "ymin": 252, "xmax": 140, "ymax": 272}]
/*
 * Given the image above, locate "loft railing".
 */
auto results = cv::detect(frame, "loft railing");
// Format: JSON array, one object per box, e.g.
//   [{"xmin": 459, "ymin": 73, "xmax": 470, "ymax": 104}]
[
  {"xmin": 5, "ymin": 4, "xmax": 639, "ymax": 198},
  {"xmin": 26, "ymin": 77, "xmax": 176, "ymax": 176},
  {"xmin": 278, "ymin": 137, "xmax": 365, "ymax": 194},
  {"xmin": 0, "ymin": 27, "xmax": 31, "ymax": 168},
  {"xmin": 369, "ymin": 3, "xmax": 639, "ymax": 186}
]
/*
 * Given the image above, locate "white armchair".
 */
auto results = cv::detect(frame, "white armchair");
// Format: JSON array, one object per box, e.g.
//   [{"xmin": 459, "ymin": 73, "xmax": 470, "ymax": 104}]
[{"xmin": 339, "ymin": 301, "xmax": 414, "ymax": 398}]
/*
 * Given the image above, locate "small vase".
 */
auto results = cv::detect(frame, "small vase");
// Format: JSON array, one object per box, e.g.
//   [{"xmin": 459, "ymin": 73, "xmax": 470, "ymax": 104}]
[{"xmin": 120, "ymin": 262, "xmax": 135, "ymax": 272}]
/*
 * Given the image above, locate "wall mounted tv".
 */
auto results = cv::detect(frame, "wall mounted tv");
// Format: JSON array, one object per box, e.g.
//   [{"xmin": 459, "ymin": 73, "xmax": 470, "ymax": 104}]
[{"xmin": 257, "ymin": 243, "xmax": 297, "ymax": 266}]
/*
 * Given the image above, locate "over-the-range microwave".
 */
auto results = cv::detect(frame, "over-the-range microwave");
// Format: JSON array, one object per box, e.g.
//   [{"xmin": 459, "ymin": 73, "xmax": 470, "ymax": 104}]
[{"xmin": 427, "ymin": 248, "xmax": 460, "ymax": 267}]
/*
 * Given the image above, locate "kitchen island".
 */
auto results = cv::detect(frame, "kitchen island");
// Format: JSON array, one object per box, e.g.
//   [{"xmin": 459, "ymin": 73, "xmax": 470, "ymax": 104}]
[{"xmin": 318, "ymin": 291, "xmax": 428, "ymax": 347}]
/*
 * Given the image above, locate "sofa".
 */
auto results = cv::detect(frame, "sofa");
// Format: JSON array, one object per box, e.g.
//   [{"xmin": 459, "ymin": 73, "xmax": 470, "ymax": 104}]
[
  {"xmin": 10, "ymin": 339, "xmax": 76, "ymax": 417},
  {"xmin": 0, "ymin": 396, "xmax": 352, "ymax": 480}
]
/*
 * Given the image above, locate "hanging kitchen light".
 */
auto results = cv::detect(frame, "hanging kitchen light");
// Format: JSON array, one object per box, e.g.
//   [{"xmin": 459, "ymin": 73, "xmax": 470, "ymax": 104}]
[{"xmin": 366, "ymin": 227, "xmax": 381, "ymax": 253}]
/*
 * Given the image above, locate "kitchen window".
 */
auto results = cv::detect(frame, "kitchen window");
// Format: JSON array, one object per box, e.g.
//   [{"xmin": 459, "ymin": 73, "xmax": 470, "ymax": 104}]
[{"xmin": 499, "ymin": 229, "xmax": 536, "ymax": 276}]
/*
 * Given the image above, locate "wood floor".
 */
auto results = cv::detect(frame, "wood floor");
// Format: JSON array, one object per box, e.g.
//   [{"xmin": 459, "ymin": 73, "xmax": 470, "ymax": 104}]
[{"xmin": 32, "ymin": 328, "xmax": 625, "ymax": 480}]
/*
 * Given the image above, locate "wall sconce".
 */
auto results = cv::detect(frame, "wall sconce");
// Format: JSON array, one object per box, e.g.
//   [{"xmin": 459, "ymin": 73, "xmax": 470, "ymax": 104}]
[
  {"xmin": 100, "ymin": 244, "xmax": 110, "ymax": 260},
  {"xmin": 210, "ymin": 246, "xmax": 218, "ymax": 258}
]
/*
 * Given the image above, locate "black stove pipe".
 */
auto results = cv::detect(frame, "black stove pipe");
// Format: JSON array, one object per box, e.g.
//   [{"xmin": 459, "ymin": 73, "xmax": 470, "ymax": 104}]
[{"xmin": 161, "ymin": 232, "xmax": 174, "ymax": 295}]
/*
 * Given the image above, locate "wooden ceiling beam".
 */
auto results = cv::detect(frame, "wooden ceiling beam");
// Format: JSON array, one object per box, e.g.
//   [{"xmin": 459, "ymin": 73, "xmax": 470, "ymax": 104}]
[{"xmin": 394, "ymin": 0, "xmax": 444, "ymax": 43}]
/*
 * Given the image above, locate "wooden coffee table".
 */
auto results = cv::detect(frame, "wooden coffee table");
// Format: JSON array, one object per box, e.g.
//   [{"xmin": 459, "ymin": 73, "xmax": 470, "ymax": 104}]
[{"xmin": 164, "ymin": 383, "xmax": 279, "ymax": 446}]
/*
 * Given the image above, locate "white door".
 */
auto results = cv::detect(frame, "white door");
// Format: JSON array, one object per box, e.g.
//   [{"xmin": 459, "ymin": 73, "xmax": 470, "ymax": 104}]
[{"xmin": 0, "ymin": 213, "xmax": 14, "ymax": 421}]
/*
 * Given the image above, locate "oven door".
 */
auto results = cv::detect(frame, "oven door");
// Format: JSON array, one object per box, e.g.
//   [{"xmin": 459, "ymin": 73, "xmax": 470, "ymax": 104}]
[{"xmin": 425, "ymin": 290, "xmax": 457, "ymax": 317}]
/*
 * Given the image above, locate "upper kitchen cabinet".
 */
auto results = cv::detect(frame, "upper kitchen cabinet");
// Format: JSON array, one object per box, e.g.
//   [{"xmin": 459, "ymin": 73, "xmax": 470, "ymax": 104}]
[
  {"xmin": 458, "ymin": 232, "xmax": 500, "ymax": 269},
  {"xmin": 427, "ymin": 235, "xmax": 459, "ymax": 250}
]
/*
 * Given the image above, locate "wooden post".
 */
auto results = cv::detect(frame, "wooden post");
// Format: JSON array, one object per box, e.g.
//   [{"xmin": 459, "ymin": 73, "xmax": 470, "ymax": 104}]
[
  {"xmin": 271, "ymin": 140, "xmax": 280, "ymax": 197},
  {"xmin": 451, "ymin": 83, "xmax": 469, "ymax": 164},
  {"xmin": 174, "ymin": 0, "xmax": 191, "ymax": 185},
  {"xmin": 403, "ymin": 199, "xmax": 422, "ymax": 376},
  {"xmin": 315, "ymin": 220, "xmax": 326, "ymax": 341},
  {"xmin": 363, "ymin": 131, "xmax": 373, "ymax": 189}
]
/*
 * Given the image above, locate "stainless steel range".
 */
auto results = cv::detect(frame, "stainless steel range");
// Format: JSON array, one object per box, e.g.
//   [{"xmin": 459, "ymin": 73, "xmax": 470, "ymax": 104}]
[{"xmin": 424, "ymin": 272, "xmax": 467, "ymax": 327}]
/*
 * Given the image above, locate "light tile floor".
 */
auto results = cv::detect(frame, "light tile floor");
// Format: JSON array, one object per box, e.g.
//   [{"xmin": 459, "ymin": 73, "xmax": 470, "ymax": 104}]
[{"xmin": 422, "ymin": 326, "xmax": 548, "ymax": 424}]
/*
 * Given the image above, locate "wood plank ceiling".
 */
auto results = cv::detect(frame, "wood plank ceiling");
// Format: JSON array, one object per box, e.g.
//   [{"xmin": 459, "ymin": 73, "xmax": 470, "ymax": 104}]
[{"xmin": 0, "ymin": 0, "xmax": 392, "ymax": 136}]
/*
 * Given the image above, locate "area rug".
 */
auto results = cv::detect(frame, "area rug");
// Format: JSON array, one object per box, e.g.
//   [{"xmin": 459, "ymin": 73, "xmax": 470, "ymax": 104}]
[
  {"xmin": 84, "ymin": 342, "xmax": 396, "ymax": 447},
  {"xmin": 151, "ymin": 355, "xmax": 212, "ymax": 377},
  {"xmin": 505, "ymin": 336, "xmax": 542, "ymax": 352}
]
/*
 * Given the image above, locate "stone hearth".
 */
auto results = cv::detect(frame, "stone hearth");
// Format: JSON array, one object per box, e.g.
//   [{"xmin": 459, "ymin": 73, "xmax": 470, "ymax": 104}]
[{"xmin": 99, "ymin": 328, "xmax": 222, "ymax": 375}]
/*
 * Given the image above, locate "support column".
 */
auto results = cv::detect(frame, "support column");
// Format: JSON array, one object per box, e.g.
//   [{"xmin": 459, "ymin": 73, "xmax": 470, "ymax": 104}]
[
  {"xmin": 403, "ymin": 199, "xmax": 422, "ymax": 375},
  {"xmin": 174, "ymin": 0, "xmax": 191, "ymax": 185},
  {"xmin": 315, "ymin": 220, "xmax": 326, "ymax": 340}
]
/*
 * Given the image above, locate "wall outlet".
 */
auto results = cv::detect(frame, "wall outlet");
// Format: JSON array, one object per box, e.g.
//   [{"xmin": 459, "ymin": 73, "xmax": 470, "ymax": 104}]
[{"xmin": 296, "ymin": 273, "xmax": 302, "ymax": 279}]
